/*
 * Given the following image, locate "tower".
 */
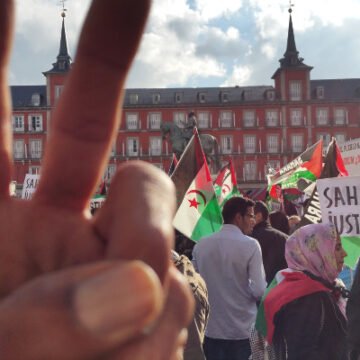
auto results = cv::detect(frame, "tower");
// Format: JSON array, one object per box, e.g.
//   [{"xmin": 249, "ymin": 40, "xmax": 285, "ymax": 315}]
[
  {"xmin": 272, "ymin": 5, "xmax": 313, "ymax": 101},
  {"xmin": 42, "ymin": 3, "xmax": 72, "ymax": 108}
]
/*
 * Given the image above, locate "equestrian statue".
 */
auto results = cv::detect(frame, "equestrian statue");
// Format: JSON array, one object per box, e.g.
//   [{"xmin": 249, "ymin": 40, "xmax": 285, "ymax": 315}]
[{"xmin": 161, "ymin": 112, "xmax": 221, "ymax": 173}]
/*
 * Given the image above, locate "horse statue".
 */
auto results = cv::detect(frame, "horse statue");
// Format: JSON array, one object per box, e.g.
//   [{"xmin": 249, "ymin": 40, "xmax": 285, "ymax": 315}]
[{"xmin": 160, "ymin": 122, "xmax": 221, "ymax": 173}]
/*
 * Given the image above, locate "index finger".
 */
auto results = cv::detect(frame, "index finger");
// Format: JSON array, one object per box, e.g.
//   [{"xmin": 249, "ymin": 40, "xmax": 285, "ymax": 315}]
[
  {"xmin": 34, "ymin": 0, "xmax": 151, "ymax": 211},
  {"xmin": 0, "ymin": 0, "xmax": 14, "ymax": 199}
]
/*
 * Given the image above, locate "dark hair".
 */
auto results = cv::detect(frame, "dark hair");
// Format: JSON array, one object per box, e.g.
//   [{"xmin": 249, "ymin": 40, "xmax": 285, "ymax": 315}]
[
  {"xmin": 222, "ymin": 196, "xmax": 255, "ymax": 224},
  {"xmin": 254, "ymin": 200, "xmax": 269, "ymax": 221},
  {"xmin": 269, "ymin": 211, "xmax": 290, "ymax": 235}
]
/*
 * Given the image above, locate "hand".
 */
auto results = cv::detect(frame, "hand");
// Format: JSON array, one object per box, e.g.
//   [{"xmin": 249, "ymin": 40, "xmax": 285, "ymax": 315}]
[{"xmin": 0, "ymin": 1, "xmax": 194, "ymax": 359}]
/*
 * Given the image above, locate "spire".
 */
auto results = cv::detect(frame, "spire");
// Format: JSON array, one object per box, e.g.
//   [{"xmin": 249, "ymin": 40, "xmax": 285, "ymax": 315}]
[
  {"xmin": 43, "ymin": 3, "xmax": 72, "ymax": 75},
  {"xmin": 272, "ymin": 4, "xmax": 312, "ymax": 77}
]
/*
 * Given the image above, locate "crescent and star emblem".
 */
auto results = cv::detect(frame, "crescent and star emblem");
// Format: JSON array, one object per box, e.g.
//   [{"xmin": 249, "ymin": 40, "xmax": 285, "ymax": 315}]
[
  {"xmin": 186, "ymin": 189, "xmax": 207, "ymax": 209},
  {"xmin": 222, "ymin": 184, "xmax": 231, "ymax": 194}
]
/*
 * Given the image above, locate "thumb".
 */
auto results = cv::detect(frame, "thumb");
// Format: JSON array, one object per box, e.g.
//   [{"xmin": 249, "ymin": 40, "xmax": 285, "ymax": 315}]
[{"xmin": 0, "ymin": 261, "xmax": 164, "ymax": 360}]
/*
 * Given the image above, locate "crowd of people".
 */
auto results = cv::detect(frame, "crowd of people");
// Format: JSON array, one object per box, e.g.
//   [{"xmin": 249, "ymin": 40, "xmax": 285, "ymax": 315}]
[
  {"xmin": 1, "ymin": 0, "xmax": 359, "ymax": 359},
  {"xmin": 182, "ymin": 197, "xmax": 360, "ymax": 360}
]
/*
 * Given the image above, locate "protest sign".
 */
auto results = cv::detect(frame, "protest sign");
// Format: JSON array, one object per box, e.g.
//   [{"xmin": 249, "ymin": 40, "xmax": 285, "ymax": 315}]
[
  {"xmin": 339, "ymin": 138, "xmax": 360, "ymax": 176},
  {"xmin": 21, "ymin": 174, "xmax": 40, "ymax": 200},
  {"xmin": 317, "ymin": 176, "xmax": 360, "ymax": 268}
]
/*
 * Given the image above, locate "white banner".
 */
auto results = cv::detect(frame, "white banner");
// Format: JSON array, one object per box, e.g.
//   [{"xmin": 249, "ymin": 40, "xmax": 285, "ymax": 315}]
[
  {"xmin": 317, "ymin": 176, "xmax": 360, "ymax": 237},
  {"xmin": 339, "ymin": 138, "xmax": 360, "ymax": 176},
  {"xmin": 21, "ymin": 174, "xmax": 40, "ymax": 200}
]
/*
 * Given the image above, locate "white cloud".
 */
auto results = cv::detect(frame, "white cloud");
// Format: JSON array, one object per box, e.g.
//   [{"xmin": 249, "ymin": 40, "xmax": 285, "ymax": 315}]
[
  {"xmin": 222, "ymin": 65, "xmax": 252, "ymax": 86},
  {"xmin": 194, "ymin": 0, "xmax": 244, "ymax": 20},
  {"xmin": 9, "ymin": 0, "xmax": 360, "ymax": 87}
]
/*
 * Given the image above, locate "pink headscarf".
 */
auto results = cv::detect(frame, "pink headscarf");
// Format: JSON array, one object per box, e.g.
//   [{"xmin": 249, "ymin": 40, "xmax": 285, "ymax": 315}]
[{"xmin": 285, "ymin": 223, "xmax": 339, "ymax": 284}]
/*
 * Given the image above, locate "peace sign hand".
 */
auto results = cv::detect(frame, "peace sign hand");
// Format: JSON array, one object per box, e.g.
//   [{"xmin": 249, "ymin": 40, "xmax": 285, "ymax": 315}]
[{"xmin": 0, "ymin": 1, "xmax": 194, "ymax": 359}]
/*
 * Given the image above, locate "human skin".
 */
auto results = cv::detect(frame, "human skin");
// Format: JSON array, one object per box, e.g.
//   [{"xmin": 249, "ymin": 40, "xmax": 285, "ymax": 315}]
[{"xmin": 0, "ymin": 1, "xmax": 194, "ymax": 359}]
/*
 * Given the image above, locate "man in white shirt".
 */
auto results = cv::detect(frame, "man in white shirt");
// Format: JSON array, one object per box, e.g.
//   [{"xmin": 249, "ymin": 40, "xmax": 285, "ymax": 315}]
[{"xmin": 192, "ymin": 196, "xmax": 266, "ymax": 360}]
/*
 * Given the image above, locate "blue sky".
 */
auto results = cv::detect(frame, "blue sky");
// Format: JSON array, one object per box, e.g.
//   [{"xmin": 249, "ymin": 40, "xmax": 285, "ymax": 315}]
[{"xmin": 9, "ymin": 0, "xmax": 360, "ymax": 88}]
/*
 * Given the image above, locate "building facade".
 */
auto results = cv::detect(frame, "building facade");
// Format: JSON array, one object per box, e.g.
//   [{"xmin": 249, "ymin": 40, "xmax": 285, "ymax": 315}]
[{"xmin": 11, "ymin": 11, "xmax": 360, "ymax": 195}]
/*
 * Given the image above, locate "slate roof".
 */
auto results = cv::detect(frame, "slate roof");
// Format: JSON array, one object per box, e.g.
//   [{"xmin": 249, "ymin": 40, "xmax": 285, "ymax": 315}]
[
  {"xmin": 9, "ymin": 78, "xmax": 360, "ymax": 109},
  {"xmin": 310, "ymin": 78, "xmax": 360, "ymax": 101},
  {"xmin": 122, "ymin": 86, "xmax": 274, "ymax": 107},
  {"xmin": 11, "ymin": 85, "xmax": 47, "ymax": 108}
]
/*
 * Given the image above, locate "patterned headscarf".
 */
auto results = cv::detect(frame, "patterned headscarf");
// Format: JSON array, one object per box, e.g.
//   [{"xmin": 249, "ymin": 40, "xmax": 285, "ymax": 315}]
[{"xmin": 285, "ymin": 223, "xmax": 339, "ymax": 284}]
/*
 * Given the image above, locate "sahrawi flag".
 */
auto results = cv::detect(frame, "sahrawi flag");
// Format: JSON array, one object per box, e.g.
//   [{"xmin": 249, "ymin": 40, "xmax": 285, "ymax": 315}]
[
  {"xmin": 268, "ymin": 139, "xmax": 323, "ymax": 200},
  {"xmin": 171, "ymin": 129, "xmax": 223, "ymax": 242},
  {"xmin": 214, "ymin": 159, "xmax": 240, "ymax": 208},
  {"xmin": 299, "ymin": 137, "xmax": 349, "ymax": 227}
]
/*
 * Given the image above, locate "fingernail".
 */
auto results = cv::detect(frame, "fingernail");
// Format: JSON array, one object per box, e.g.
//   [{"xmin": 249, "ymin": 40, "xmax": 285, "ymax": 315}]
[{"xmin": 74, "ymin": 261, "xmax": 163, "ymax": 342}]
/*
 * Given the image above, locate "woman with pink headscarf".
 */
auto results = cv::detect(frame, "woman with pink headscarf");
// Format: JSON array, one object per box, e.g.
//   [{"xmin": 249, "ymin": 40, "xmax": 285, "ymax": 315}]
[{"xmin": 254, "ymin": 222, "xmax": 349, "ymax": 360}]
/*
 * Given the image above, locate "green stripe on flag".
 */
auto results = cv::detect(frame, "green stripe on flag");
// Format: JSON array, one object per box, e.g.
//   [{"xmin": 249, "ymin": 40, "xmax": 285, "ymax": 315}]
[
  {"xmin": 255, "ymin": 277, "xmax": 279, "ymax": 337},
  {"xmin": 342, "ymin": 236, "xmax": 360, "ymax": 269}
]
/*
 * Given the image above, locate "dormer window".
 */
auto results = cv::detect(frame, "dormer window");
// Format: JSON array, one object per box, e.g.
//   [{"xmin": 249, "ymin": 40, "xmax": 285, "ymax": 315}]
[
  {"xmin": 220, "ymin": 91, "xmax": 229, "ymax": 103},
  {"xmin": 242, "ymin": 90, "xmax": 253, "ymax": 101},
  {"xmin": 266, "ymin": 90, "xmax": 275, "ymax": 101},
  {"xmin": 129, "ymin": 93, "xmax": 139, "ymax": 105},
  {"xmin": 316, "ymin": 86, "xmax": 324, "ymax": 99},
  {"xmin": 152, "ymin": 93, "xmax": 160, "ymax": 104},
  {"xmin": 175, "ymin": 92, "xmax": 183, "ymax": 103},
  {"xmin": 31, "ymin": 93, "xmax": 41, "ymax": 106},
  {"xmin": 198, "ymin": 92, "xmax": 206, "ymax": 103}
]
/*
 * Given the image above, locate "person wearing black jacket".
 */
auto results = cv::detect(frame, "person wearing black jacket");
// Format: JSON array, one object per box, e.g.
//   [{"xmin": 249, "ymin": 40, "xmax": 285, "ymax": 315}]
[{"xmin": 252, "ymin": 201, "xmax": 288, "ymax": 284}]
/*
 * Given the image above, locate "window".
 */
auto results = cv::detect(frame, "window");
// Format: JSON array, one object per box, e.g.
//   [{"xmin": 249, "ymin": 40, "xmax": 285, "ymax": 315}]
[
  {"xmin": 198, "ymin": 92, "xmax": 206, "ymax": 103},
  {"xmin": 12, "ymin": 115, "xmax": 25, "ymax": 132},
  {"xmin": 334, "ymin": 108, "xmax": 346, "ymax": 125},
  {"xmin": 149, "ymin": 112, "xmax": 161, "ymax": 129},
  {"xmin": 55, "ymin": 85, "xmax": 64, "ymax": 100},
  {"xmin": 175, "ymin": 92, "xmax": 183, "ymax": 103},
  {"xmin": 290, "ymin": 81, "xmax": 301, "ymax": 101},
  {"xmin": 221, "ymin": 136, "xmax": 233, "ymax": 154},
  {"xmin": 220, "ymin": 111, "xmax": 233, "ymax": 128},
  {"xmin": 29, "ymin": 139, "xmax": 42, "ymax": 159},
  {"xmin": 316, "ymin": 86, "xmax": 324, "ymax": 99},
  {"xmin": 198, "ymin": 112, "xmax": 210, "ymax": 128},
  {"xmin": 244, "ymin": 135, "xmax": 256, "ymax": 153},
  {"xmin": 127, "ymin": 138, "xmax": 139, "ymax": 156},
  {"xmin": 290, "ymin": 108, "xmax": 303, "ymax": 126},
  {"xmin": 317, "ymin": 133, "xmax": 331, "ymax": 148},
  {"xmin": 243, "ymin": 110, "xmax": 255, "ymax": 127},
  {"xmin": 266, "ymin": 160, "xmax": 280, "ymax": 174},
  {"xmin": 220, "ymin": 91, "xmax": 229, "ymax": 103},
  {"xmin": 266, "ymin": 90, "xmax": 275, "ymax": 101},
  {"xmin": 335, "ymin": 133, "xmax": 346, "ymax": 144},
  {"xmin": 13, "ymin": 139, "xmax": 24, "ymax": 159},
  {"xmin": 150, "ymin": 137, "xmax": 162, "ymax": 156},
  {"xmin": 29, "ymin": 166, "xmax": 41, "ymax": 175},
  {"xmin": 129, "ymin": 93, "xmax": 139, "ymax": 105},
  {"xmin": 316, "ymin": 108, "xmax": 329, "ymax": 126},
  {"xmin": 152, "ymin": 93, "xmax": 160, "ymax": 104},
  {"xmin": 31, "ymin": 93, "xmax": 41, "ymax": 106},
  {"xmin": 244, "ymin": 161, "xmax": 257, "ymax": 181},
  {"xmin": 104, "ymin": 165, "xmax": 117, "ymax": 181},
  {"xmin": 110, "ymin": 142, "xmax": 116, "ymax": 157},
  {"xmin": 267, "ymin": 134, "xmax": 279, "ymax": 153},
  {"xmin": 126, "ymin": 113, "xmax": 139, "ymax": 130},
  {"xmin": 174, "ymin": 112, "xmax": 186, "ymax": 128},
  {"xmin": 28, "ymin": 115, "xmax": 43, "ymax": 132},
  {"xmin": 266, "ymin": 110, "xmax": 279, "ymax": 127},
  {"xmin": 291, "ymin": 134, "xmax": 304, "ymax": 153}
]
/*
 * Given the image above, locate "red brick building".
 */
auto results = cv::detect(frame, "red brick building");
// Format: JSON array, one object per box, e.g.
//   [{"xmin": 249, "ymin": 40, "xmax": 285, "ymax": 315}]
[{"xmin": 11, "ymin": 11, "xmax": 360, "ymax": 195}]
